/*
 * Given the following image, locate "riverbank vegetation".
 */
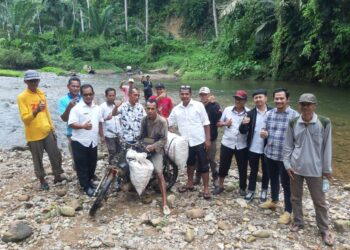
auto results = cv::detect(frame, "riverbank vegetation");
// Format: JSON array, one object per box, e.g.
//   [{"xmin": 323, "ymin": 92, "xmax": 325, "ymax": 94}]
[{"xmin": 0, "ymin": 0, "xmax": 349, "ymax": 87}]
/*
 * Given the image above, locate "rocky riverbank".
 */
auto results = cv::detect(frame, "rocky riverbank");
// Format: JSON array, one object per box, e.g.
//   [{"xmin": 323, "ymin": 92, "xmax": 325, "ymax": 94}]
[{"xmin": 0, "ymin": 148, "xmax": 350, "ymax": 250}]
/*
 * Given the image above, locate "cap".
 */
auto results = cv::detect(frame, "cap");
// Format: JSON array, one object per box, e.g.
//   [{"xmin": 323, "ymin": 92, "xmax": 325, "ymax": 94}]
[
  {"xmin": 298, "ymin": 93, "xmax": 317, "ymax": 104},
  {"xmin": 233, "ymin": 90, "xmax": 247, "ymax": 99},
  {"xmin": 199, "ymin": 87, "xmax": 210, "ymax": 94},
  {"xmin": 155, "ymin": 83, "xmax": 165, "ymax": 89},
  {"xmin": 128, "ymin": 78, "xmax": 135, "ymax": 83},
  {"xmin": 252, "ymin": 88, "xmax": 267, "ymax": 97},
  {"xmin": 24, "ymin": 70, "xmax": 40, "ymax": 81}
]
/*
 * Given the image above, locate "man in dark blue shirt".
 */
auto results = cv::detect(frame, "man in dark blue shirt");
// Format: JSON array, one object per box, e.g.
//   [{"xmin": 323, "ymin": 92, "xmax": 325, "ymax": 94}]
[{"xmin": 141, "ymin": 75, "xmax": 153, "ymax": 101}]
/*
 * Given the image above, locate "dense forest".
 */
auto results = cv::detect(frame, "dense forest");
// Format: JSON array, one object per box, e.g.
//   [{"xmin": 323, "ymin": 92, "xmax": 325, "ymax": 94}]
[{"xmin": 0, "ymin": 0, "xmax": 349, "ymax": 87}]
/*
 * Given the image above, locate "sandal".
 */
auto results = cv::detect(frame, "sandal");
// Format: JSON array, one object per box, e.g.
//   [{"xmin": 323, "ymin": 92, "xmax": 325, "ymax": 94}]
[
  {"xmin": 321, "ymin": 231, "xmax": 334, "ymax": 246},
  {"xmin": 178, "ymin": 186, "xmax": 196, "ymax": 193},
  {"xmin": 163, "ymin": 205, "xmax": 171, "ymax": 216},
  {"xmin": 198, "ymin": 192, "xmax": 211, "ymax": 200}
]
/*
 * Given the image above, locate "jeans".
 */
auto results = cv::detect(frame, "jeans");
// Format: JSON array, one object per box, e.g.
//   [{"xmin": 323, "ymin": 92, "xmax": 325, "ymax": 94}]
[{"xmin": 265, "ymin": 156, "xmax": 292, "ymax": 213}]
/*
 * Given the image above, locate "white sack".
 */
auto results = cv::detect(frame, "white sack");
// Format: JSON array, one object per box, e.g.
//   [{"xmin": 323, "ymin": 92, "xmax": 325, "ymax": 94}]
[
  {"xmin": 126, "ymin": 149, "xmax": 154, "ymax": 195},
  {"xmin": 165, "ymin": 132, "xmax": 188, "ymax": 170}
]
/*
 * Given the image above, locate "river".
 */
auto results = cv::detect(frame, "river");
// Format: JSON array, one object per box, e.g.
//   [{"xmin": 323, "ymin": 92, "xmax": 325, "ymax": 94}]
[{"xmin": 1, "ymin": 73, "xmax": 349, "ymax": 180}]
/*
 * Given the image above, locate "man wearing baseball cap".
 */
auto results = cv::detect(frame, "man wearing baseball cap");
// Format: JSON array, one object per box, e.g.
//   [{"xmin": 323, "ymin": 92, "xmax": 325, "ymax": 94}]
[
  {"xmin": 17, "ymin": 70, "xmax": 65, "ymax": 190},
  {"xmin": 194, "ymin": 87, "xmax": 222, "ymax": 187},
  {"xmin": 215, "ymin": 90, "xmax": 249, "ymax": 196},
  {"xmin": 283, "ymin": 93, "xmax": 334, "ymax": 246},
  {"xmin": 149, "ymin": 83, "xmax": 173, "ymax": 118}
]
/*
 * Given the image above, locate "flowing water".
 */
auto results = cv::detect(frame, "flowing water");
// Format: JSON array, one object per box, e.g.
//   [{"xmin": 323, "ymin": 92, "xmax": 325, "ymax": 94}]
[{"xmin": 1, "ymin": 73, "xmax": 349, "ymax": 180}]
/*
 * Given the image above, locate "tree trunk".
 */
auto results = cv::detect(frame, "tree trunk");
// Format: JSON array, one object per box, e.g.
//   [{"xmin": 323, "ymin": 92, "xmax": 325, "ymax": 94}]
[
  {"xmin": 86, "ymin": 0, "xmax": 91, "ymax": 29},
  {"xmin": 213, "ymin": 0, "xmax": 219, "ymax": 38},
  {"xmin": 72, "ymin": 1, "xmax": 76, "ymax": 23},
  {"xmin": 124, "ymin": 0, "xmax": 128, "ymax": 32},
  {"xmin": 80, "ymin": 9, "xmax": 84, "ymax": 32},
  {"xmin": 145, "ymin": 0, "xmax": 148, "ymax": 43},
  {"xmin": 36, "ymin": 7, "xmax": 42, "ymax": 34}
]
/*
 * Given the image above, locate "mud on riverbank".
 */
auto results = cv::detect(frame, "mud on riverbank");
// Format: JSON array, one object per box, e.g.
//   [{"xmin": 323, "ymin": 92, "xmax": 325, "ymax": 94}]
[{"xmin": 0, "ymin": 148, "xmax": 350, "ymax": 249}]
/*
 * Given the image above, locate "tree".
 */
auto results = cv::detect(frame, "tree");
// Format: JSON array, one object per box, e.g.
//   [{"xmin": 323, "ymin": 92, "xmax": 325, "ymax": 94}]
[{"xmin": 213, "ymin": 0, "xmax": 218, "ymax": 38}]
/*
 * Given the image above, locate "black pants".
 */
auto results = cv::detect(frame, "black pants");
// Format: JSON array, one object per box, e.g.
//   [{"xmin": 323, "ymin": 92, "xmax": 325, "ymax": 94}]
[
  {"xmin": 219, "ymin": 144, "xmax": 248, "ymax": 190},
  {"xmin": 71, "ymin": 140, "xmax": 97, "ymax": 191},
  {"xmin": 265, "ymin": 156, "xmax": 292, "ymax": 213},
  {"xmin": 247, "ymin": 151, "xmax": 269, "ymax": 192}
]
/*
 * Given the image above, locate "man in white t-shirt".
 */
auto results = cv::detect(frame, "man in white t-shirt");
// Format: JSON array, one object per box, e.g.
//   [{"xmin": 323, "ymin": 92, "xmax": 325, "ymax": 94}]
[
  {"xmin": 168, "ymin": 85, "xmax": 211, "ymax": 200},
  {"xmin": 100, "ymin": 88, "xmax": 122, "ymax": 164},
  {"xmin": 68, "ymin": 84, "xmax": 104, "ymax": 197}
]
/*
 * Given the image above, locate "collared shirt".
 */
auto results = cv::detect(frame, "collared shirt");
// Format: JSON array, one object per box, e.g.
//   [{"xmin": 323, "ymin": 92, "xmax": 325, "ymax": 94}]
[
  {"xmin": 58, "ymin": 93, "xmax": 82, "ymax": 137},
  {"xmin": 17, "ymin": 88, "xmax": 54, "ymax": 142},
  {"xmin": 168, "ymin": 99, "xmax": 210, "ymax": 147},
  {"xmin": 68, "ymin": 101, "xmax": 103, "ymax": 147},
  {"xmin": 100, "ymin": 102, "xmax": 121, "ymax": 138},
  {"xmin": 249, "ymin": 107, "xmax": 268, "ymax": 154},
  {"xmin": 220, "ymin": 106, "xmax": 249, "ymax": 150},
  {"xmin": 283, "ymin": 113, "xmax": 332, "ymax": 177},
  {"xmin": 140, "ymin": 114, "xmax": 168, "ymax": 154},
  {"xmin": 119, "ymin": 101, "xmax": 146, "ymax": 142},
  {"xmin": 264, "ymin": 106, "xmax": 298, "ymax": 161}
]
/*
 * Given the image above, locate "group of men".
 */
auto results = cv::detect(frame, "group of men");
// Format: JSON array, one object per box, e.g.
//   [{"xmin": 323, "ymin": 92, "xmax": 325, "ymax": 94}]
[{"xmin": 17, "ymin": 70, "xmax": 334, "ymax": 245}]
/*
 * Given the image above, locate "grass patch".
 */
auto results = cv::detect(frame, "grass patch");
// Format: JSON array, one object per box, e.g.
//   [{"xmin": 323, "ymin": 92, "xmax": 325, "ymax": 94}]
[
  {"xmin": 0, "ymin": 69, "xmax": 23, "ymax": 77},
  {"xmin": 40, "ymin": 66, "xmax": 67, "ymax": 76}
]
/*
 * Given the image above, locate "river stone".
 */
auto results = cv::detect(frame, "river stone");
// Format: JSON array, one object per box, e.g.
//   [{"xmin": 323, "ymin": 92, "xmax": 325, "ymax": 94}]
[
  {"xmin": 68, "ymin": 199, "xmax": 83, "ymax": 211},
  {"xmin": 18, "ymin": 194, "xmax": 30, "ymax": 202},
  {"xmin": 40, "ymin": 224, "xmax": 52, "ymax": 235},
  {"xmin": 185, "ymin": 228, "xmax": 195, "ymax": 242},
  {"xmin": 150, "ymin": 217, "xmax": 163, "ymax": 226},
  {"xmin": 90, "ymin": 240, "xmax": 102, "ymax": 248},
  {"xmin": 102, "ymin": 237, "xmax": 115, "ymax": 247},
  {"xmin": 2, "ymin": 220, "xmax": 33, "ymax": 242},
  {"xmin": 56, "ymin": 189, "xmax": 67, "ymax": 197},
  {"xmin": 334, "ymin": 220, "xmax": 350, "ymax": 232},
  {"xmin": 253, "ymin": 230, "xmax": 271, "ymax": 238},
  {"xmin": 218, "ymin": 220, "xmax": 230, "ymax": 230},
  {"xmin": 186, "ymin": 208, "xmax": 205, "ymax": 219},
  {"xmin": 246, "ymin": 236, "xmax": 256, "ymax": 243},
  {"xmin": 344, "ymin": 184, "xmax": 350, "ymax": 191},
  {"xmin": 60, "ymin": 206, "xmax": 75, "ymax": 217},
  {"xmin": 204, "ymin": 213, "xmax": 216, "ymax": 222},
  {"xmin": 236, "ymin": 198, "xmax": 248, "ymax": 208},
  {"xmin": 167, "ymin": 194, "xmax": 176, "ymax": 208}
]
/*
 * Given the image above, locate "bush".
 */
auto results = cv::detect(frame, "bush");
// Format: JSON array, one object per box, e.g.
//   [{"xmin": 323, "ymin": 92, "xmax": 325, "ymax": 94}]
[
  {"xmin": 0, "ymin": 69, "xmax": 23, "ymax": 77},
  {"xmin": 0, "ymin": 48, "xmax": 37, "ymax": 69},
  {"xmin": 39, "ymin": 67, "xmax": 67, "ymax": 76}
]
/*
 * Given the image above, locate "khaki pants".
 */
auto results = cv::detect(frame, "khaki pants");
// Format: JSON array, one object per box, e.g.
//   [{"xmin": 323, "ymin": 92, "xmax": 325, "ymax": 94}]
[
  {"xmin": 28, "ymin": 132, "xmax": 63, "ymax": 180},
  {"xmin": 291, "ymin": 174, "xmax": 329, "ymax": 232}
]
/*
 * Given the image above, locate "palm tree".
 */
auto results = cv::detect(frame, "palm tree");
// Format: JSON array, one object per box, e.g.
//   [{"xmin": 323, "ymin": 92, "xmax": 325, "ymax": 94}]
[{"xmin": 145, "ymin": 0, "xmax": 148, "ymax": 43}]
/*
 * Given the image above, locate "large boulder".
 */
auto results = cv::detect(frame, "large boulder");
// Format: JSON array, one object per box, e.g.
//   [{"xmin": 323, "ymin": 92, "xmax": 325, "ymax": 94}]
[{"xmin": 2, "ymin": 220, "xmax": 33, "ymax": 243}]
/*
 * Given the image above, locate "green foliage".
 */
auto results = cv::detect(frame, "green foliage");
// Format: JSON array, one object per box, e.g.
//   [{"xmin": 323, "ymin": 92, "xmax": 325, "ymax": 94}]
[
  {"xmin": 0, "ymin": 69, "xmax": 23, "ymax": 77},
  {"xmin": 39, "ymin": 67, "xmax": 67, "ymax": 76},
  {"xmin": 0, "ymin": 48, "xmax": 37, "ymax": 69}
]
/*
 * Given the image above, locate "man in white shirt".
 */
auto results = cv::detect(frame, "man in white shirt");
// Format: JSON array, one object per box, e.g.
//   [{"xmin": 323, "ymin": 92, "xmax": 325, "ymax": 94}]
[
  {"xmin": 100, "ymin": 88, "xmax": 122, "ymax": 164},
  {"xmin": 68, "ymin": 84, "xmax": 103, "ymax": 196},
  {"xmin": 214, "ymin": 90, "xmax": 249, "ymax": 196},
  {"xmin": 168, "ymin": 85, "xmax": 211, "ymax": 200}
]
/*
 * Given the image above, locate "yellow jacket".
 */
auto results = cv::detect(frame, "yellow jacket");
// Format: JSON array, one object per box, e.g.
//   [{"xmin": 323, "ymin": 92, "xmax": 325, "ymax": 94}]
[{"xmin": 17, "ymin": 88, "xmax": 54, "ymax": 142}]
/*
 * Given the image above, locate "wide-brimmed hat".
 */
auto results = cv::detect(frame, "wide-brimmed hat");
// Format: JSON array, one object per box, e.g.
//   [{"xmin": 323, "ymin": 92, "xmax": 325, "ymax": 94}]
[
  {"xmin": 24, "ymin": 70, "xmax": 40, "ymax": 81},
  {"xmin": 128, "ymin": 78, "xmax": 135, "ymax": 83}
]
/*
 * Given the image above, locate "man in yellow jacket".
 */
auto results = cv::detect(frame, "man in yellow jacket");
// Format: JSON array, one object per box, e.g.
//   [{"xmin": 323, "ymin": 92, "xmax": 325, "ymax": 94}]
[{"xmin": 17, "ymin": 70, "xmax": 65, "ymax": 190}]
